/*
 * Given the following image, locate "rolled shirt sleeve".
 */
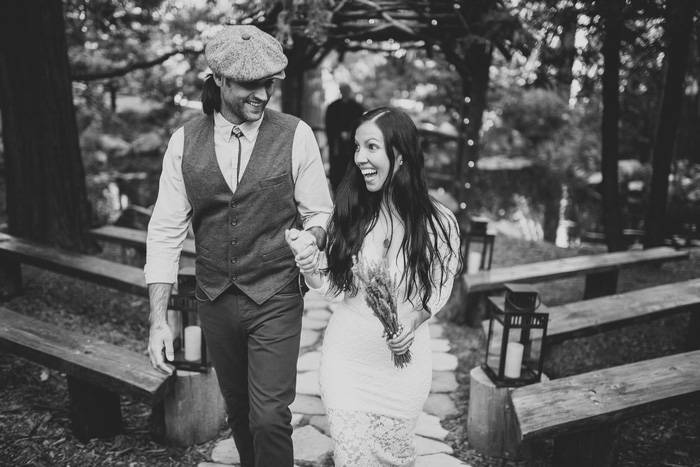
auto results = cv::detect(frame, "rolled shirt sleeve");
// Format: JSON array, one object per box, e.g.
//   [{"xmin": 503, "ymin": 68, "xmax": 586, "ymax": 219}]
[
  {"xmin": 144, "ymin": 128, "xmax": 192, "ymax": 285},
  {"xmin": 292, "ymin": 121, "xmax": 333, "ymax": 230}
]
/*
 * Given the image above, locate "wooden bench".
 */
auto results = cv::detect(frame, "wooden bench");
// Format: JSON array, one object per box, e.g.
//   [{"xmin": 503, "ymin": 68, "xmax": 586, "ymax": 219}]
[
  {"xmin": 89, "ymin": 225, "xmax": 196, "ymax": 266},
  {"xmin": 452, "ymin": 246, "xmax": 689, "ymax": 324},
  {"xmin": 486, "ymin": 277, "xmax": 700, "ymax": 350},
  {"xmin": 0, "ymin": 306, "xmax": 174, "ymax": 442},
  {"xmin": 508, "ymin": 350, "xmax": 700, "ymax": 467},
  {"xmin": 0, "ymin": 232, "xmax": 148, "ymax": 299},
  {"xmin": 0, "ymin": 233, "xmax": 226, "ymax": 445}
]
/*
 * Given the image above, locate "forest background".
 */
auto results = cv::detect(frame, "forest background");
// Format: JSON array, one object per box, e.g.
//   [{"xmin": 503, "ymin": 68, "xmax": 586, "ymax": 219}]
[{"xmin": 0, "ymin": 0, "xmax": 699, "ymax": 254}]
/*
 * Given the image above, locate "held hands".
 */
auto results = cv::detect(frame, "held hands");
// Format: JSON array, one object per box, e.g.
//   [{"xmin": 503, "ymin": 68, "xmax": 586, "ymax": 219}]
[
  {"xmin": 148, "ymin": 322, "xmax": 175, "ymax": 375},
  {"xmin": 285, "ymin": 228, "xmax": 320, "ymax": 275}
]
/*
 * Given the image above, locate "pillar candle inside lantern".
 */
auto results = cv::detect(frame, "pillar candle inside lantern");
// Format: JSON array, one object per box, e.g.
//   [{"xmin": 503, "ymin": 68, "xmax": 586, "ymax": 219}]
[
  {"xmin": 184, "ymin": 325, "xmax": 202, "ymax": 361},
  {"xmin": 467, "ymin": 250, "xmax": 483, "ymax": 274},
  {"xmin": 504, "ymin": 342, "xmax": 524, "ymax": 379}
]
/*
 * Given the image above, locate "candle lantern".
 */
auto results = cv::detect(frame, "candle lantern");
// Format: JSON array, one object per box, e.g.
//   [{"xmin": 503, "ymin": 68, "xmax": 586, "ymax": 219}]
[
  {"xmin": 165, "ymin": 266, "xmax": 210, "ymax": 373},
  {"xmin": 483, "ymin": 283, "xmax": 548, "ymax": 387},
  {"xmin": 462, "ymin": 216, "xmax": 495, "ymax": 274}
]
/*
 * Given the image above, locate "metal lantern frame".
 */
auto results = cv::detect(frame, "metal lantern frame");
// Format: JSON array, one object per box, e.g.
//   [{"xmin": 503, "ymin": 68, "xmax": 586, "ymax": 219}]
[
  {"xmin": 483, "ymin": 283, "xmax": 548, "ymax": 388},
  {"xmin": 165, "ymin": 267, "xmax": 210, "ymax": 373},
  {"xmin": 461, "ymin": 216, "xmax": 495, "ymax": 273}
]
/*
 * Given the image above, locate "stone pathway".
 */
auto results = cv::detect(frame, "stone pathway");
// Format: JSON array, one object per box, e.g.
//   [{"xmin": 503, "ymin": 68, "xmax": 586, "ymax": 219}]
[{"xmin": 198, "ymin": 291, "xmax": 472, "ymax": 467}]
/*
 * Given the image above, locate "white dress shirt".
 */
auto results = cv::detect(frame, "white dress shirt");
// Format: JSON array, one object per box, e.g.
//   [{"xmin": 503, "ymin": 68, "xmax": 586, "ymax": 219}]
[{"xmin": 145, "ymin": 111, "xmax": 333, "ymax": 285}]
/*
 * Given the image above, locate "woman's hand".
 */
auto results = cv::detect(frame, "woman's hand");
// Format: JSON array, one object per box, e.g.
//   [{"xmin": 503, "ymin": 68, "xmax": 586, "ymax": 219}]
[{"xmin": 386, "ymin": 308, "xmax": 430, "ymax": 356}]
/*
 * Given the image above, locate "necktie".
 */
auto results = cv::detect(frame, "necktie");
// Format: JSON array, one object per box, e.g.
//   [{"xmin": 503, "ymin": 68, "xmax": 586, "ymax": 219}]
[{"xmin": 232, "ymin": 126, "xmax": 243, "ymax": 184}]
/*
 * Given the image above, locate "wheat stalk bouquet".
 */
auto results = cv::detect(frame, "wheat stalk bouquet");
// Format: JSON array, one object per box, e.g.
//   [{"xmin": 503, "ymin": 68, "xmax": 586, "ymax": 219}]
[{"xmin": 352, "ymin": 255, "xmax": 412, "ymax": 368}]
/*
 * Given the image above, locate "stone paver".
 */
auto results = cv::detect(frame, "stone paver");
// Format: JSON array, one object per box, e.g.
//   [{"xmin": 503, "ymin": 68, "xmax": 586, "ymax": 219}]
[
  {"xmin": 432, "ymin": 352, "xmax": 458, "ymax": 371},
  {"xmin": 423, "ymin": 393, "xmax": 458, "ymax": 419},
  {"xmin": 299, "ymin": 328, "xmax": 320, "ymax": 348},
  {"xmin": 430, "ymin": 337, "xmax": 451, "ymax": 352},
  {"xmin": 416, "ymin": 435, "xmax": 454, "ymax": 455},
  {"xmin": 207, "ymin": 295, "xmax": 467, "ymax": 467},
  {"xmin": 292, "ymin": 425, "xmax": 334, "ymax": 465},
  {"xmin": 290, "ymin": 394, "xmax": 326, "ymax": 415},
  {"xmin": 415, "ymin": 412, "xmax": 450, "ymax": 441},
  {"xmin": 431, "ymin": 370, "xmax": 459, "ymax": 393},
  {"xmin": 297, "ymin": 351, "xmax": 322, "ymax": 372},
  {"xmin": 296, "ymin": 370, "xmax": 321, "ymax": 396}
]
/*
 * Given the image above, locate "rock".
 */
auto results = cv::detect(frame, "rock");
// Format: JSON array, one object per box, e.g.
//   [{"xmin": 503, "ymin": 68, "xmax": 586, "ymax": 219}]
[
  {"xmin": 416, "ymin": 453, "xmax": 470, "ymax": 466},
  {"xmin": 210, "ymin": 438, "xmax": 240, "ymax": 465},
  {"xmin": 292, "ymin": 425, "xmax": 334, "ymax": 465},
  {"xmin": 415, "ymin": 412, "xmax": 449, "ymax": 441},
  {"xmin": 290, "ymin": 394, "xmax": 326, "ymax": 415},
  {"xmin": 297, "ymin": 351, "xmax": 322, "ymax": 372},
  {"xmin": 296, "ymin": 371, "xmax": 321, "ymax": 396},
  {"xmin": 430, "ymin": 371, "xmax": 459, "ymax": 393},
  {"xmin": 423, "ymin": 393, "xmax": 457, "ymax": 419},
  {"xmin": 432, "ymin": 352, "xmax": 458, "ymax": 371},
  {"xmin": 416, "ymin": 435, "xmax": 453, "ymax": 455}
]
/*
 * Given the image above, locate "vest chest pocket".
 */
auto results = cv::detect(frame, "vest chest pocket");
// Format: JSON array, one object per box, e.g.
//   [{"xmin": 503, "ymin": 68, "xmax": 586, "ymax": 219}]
[{"xmin": 258, "ymin": 172, "xmax": 290, "ymax": 189}]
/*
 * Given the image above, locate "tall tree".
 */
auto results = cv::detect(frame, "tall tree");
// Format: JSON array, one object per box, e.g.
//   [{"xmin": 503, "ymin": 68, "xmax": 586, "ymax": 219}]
[
  {"xmin": 596, "ymin": 0, "xmax": 625, "ymax": 252},
  {"xmin": 644, "ymin": 0, "xmax": 696, "ymax": 247},
  {"xmin": 0, "ymin": 0, "xmax": 94, "ymax": 251}
]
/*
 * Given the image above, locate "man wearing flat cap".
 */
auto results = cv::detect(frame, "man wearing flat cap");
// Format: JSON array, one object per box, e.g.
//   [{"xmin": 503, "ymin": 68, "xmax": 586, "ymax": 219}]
[{"xmin": 144, "ymin": 25, "xmax": 332, "ymax": 467}]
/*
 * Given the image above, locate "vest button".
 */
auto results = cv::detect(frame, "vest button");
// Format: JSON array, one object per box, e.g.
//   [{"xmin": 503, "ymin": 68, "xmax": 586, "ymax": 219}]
[
  {"xmin": 231, "ymin": 239, "xmax": 237, "ymax": 245},
  {"xmin": 231, "ymin": 219, "xmax": 238, "ymax": 226},
  {"xmin": 230, "ymin": 257, "xmax": 237, "ymax": 264},
  {"xmin": 230, "ymin": 274, "xmax": 237, "ymax": 282},
  {"xmin": 230, "ymin": 201, "xmax": 237, "ymax": 208}
]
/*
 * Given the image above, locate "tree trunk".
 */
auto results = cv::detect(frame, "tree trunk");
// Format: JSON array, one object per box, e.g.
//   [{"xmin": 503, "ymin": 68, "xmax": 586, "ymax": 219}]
[
  {"xmin": 0, "ymin": 0, "xmax": 94, "ymax": 252},
  {"xmin": 281, "ymin": 43, "xmax": 307, "ymax": 118},
  {"xmin": 455, "ymin": 44, "xmax": 493, "ymax": 211},
  {"xmin": 597, "ymin": 0, "xmax": 624, "ymax": 252},
  {"xmin": 644, "ymin": 0, "xmax": 696, "ymax": 248}
]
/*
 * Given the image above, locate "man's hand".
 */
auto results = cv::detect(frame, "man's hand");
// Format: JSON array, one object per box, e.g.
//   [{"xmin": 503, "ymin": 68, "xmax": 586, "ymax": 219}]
[{"xmin": 148, "ymin": 322, "xmax": 175, "ymax": 375}]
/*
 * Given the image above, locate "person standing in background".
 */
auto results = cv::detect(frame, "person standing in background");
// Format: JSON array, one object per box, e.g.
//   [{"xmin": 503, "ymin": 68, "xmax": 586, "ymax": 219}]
[
  {"xmin": 325, "ymin": 82, "xmax": 364, "ymax": 194},
  {"xmin": 144, "ymin": 25, "xmax": 333, "ymax": 467}
]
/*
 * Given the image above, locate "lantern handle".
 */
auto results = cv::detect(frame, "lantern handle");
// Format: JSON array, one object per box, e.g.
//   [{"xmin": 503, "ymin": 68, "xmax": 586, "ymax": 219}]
[{"xmin": 504, "ymin": 291, "xmax": 541, "ymax": 312}]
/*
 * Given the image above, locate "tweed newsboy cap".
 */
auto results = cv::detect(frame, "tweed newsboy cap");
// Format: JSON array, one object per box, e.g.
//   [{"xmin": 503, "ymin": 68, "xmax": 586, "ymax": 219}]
[{"xmin": 205, "ymin": 25, "xmax": 287, "ymax": 82}]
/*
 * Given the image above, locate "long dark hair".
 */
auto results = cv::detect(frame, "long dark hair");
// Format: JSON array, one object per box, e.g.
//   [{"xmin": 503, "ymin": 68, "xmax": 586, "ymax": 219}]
[
  {"xmin": 201, "ymin": 74, "xmax": 221, "ymax": 115},
  {"xmin": 325, "ymin": 107, "xmax": 461, "ymax": 314}
]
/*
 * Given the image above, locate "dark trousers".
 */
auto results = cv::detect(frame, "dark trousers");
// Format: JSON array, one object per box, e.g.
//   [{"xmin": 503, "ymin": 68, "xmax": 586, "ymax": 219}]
[{"xmin": 197, "ymin": 284, "xmax": 303, "ymax": 467}]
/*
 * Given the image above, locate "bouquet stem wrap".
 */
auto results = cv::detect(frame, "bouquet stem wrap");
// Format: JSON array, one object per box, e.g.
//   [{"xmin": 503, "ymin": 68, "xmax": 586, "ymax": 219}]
[{"xmin": 353, "ymin": 256, "xmax": 412, "ymax": 369}]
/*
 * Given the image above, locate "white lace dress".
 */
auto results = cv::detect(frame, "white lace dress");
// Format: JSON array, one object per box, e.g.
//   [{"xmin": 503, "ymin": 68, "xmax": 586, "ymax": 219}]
[{"xmin": 311, "ymin": 205, "xmax": 460, "ymax": 467}]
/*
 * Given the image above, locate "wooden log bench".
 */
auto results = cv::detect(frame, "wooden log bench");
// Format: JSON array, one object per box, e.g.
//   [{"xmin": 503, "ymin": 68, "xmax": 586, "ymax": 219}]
[
  {"xmin": 0, "ymin": 306, "xmax": 174, "ymax": 443},
  {"xmin": 508, "ymin": 350, "xmax": 700, "ymax": 467},
  {"xmin": 485, "ymin": 277, "xmax": 700, "ymax": 355},
  {"xmin": 453, "ymin": 246, "xmax": 689, "ymax": 324},
  {"xmin": 0, "ymin": 233, "xmax": 226, "ymax": 445},
  {"xmin": 89, "ymin": 225, "xmax": 196, "ymax": 267},
  {"xmin": 0, "ymin": 232, "xmax": 148, "ymax": 299}
]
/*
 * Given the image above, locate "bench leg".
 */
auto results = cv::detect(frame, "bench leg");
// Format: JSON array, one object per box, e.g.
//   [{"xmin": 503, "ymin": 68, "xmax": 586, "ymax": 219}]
[
  {"xmin": 0, "ymin": 258, "xmax": 22, "ymax": 300},
  {"xmin": 553, "ymin": 424, "xmax": 621, "ymax": 467},
  {"xmin": 67, "ymin": 376, "xmax": 123, "ymax": 442},
  {"xmin": 583, "ymin": 271, "xmax": 619, "ymax": 299},
  {"xmin": 685, "ymin": 306, "xmax": 700, "ymax": 351}
]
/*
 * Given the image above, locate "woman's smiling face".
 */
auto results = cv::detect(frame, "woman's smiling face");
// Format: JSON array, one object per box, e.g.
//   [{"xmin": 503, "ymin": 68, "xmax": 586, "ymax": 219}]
[{"xmin": 354, "ymin": 121, "xmax": 400, "ymax": 192}]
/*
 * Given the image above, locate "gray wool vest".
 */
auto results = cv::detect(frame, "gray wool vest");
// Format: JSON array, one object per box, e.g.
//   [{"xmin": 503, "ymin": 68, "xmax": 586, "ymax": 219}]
[{"xmin": 182, "ymin": 110, "xmax": 302, "ymax": 304}]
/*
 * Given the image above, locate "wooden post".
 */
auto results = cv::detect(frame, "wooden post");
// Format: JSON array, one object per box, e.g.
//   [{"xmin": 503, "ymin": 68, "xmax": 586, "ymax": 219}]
[
  {"xmin": 0, "ymin": 257, "xmax": 22, "ymax": 299},
  {"xmin": 467, "ymin": 366, "xmax": 530, "ymax": 460},
  {"xmin": 155, "ymin": 368, "xmax": 227, "ymax": 447},
  {"xmin": 553, "ymin": 424, "xmax": 621, "ymax": 467},
  {"xmin": 583, "ymin": 270, "xmax": 619, "ymax": 299},
  {"xmin": 685, "ymin": 305, "xmax": 700, "ymax": 351},
  {"xmin": 67, "ymin": 376, "xmax": 123, "ymax": 442}
]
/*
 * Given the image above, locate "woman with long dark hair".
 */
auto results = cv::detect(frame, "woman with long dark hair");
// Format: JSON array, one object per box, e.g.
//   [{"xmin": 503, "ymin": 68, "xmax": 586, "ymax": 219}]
[{"xmin": 287, "ymin": 107, "xmax": 461, "ymax": 465}]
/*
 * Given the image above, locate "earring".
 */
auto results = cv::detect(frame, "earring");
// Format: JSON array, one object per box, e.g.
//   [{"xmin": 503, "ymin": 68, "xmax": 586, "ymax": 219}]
[{"xmin": 399, "ymin": 160, "xmax": 403, "ymax": 166}]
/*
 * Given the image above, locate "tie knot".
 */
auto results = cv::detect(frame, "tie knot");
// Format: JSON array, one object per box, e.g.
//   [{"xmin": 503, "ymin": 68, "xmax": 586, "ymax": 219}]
[{"xmin": 231, "ymin": 126, "xmax": 243, "ymax": 139}]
